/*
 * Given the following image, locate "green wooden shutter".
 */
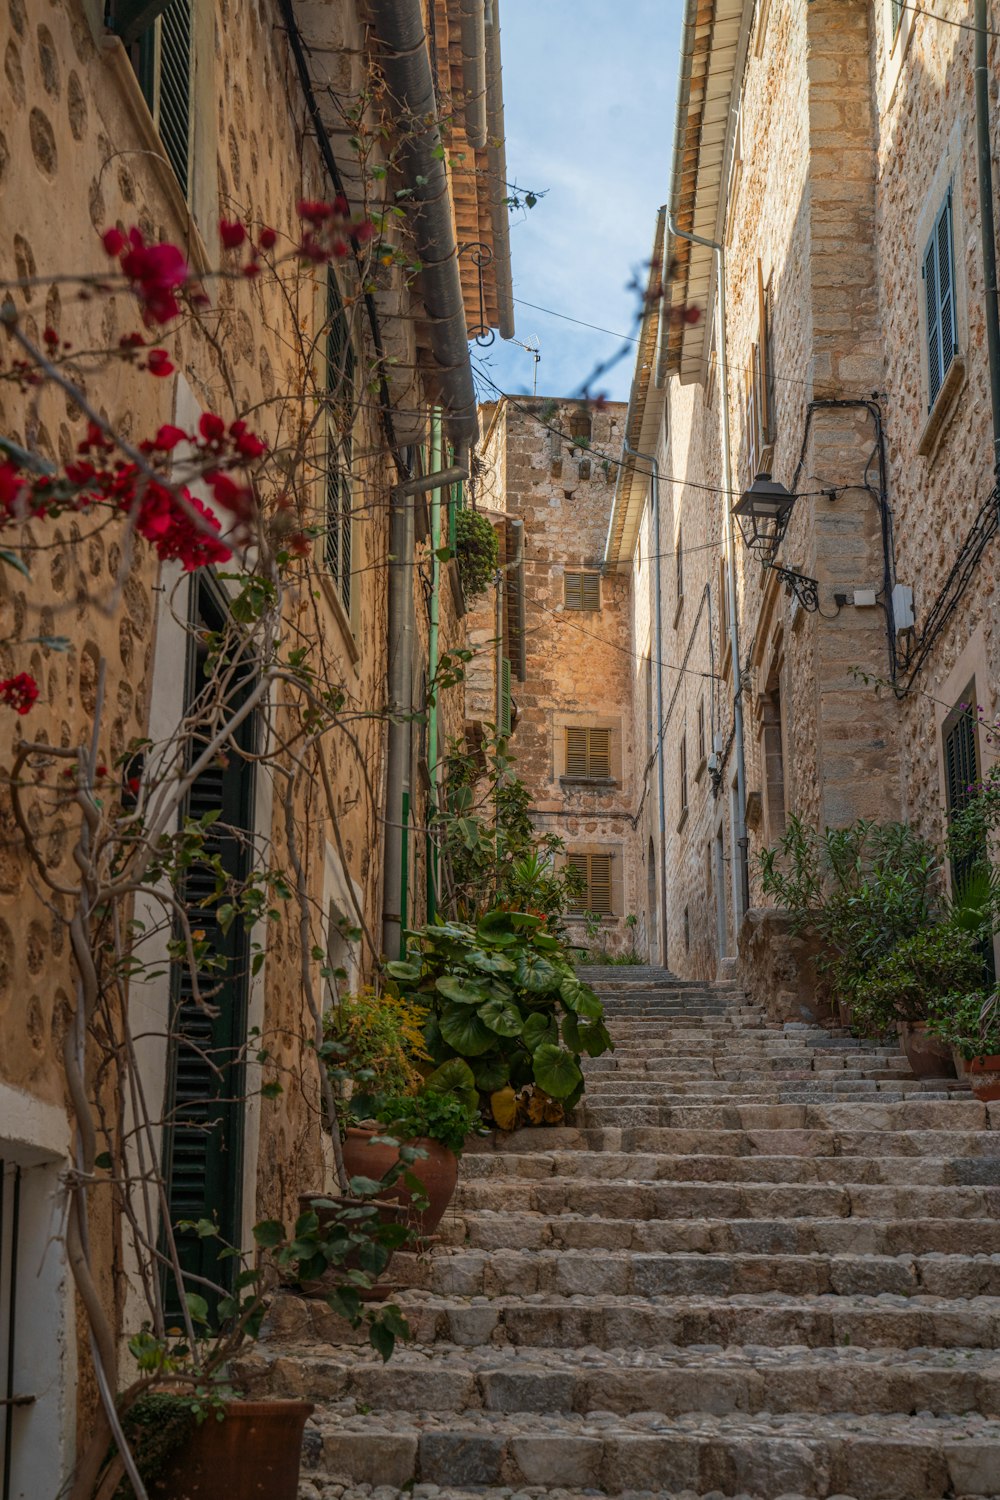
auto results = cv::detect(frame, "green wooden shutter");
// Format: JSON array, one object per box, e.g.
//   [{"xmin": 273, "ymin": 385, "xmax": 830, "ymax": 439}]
[
  {"xmin": 163, "ymin": 581, "xmax": 256, "ymax": 1318},
  {"xmin": 499, "ymin": 656, "xmax": 512, "ymax": 735},
  {"xmin": 890, "ymin": 0, "xmax": 903, "ymax": 38},
  {"xmin": 567, "ymin": 853, "xmax": 588, "ymax": 912},
  {"xmin": 924, "ymin": 191, "xmax": 956, "ymax": 408}
]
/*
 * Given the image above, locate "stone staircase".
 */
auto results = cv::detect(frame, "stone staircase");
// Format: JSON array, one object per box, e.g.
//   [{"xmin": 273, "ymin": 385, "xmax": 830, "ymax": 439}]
[{"xmin": 249, "ymin": 969, "xmax": 1000, "ymax": 1500}]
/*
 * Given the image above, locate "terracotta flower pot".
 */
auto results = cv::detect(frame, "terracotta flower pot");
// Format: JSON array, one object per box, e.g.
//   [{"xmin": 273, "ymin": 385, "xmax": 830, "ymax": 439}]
[
  {"xmin": 899, "ymin": 1021, "xmax": 957, "ymax": 1079},
  {"xmin": 296, "ymin": 1191, "xmax": 405, "ymax": 1299},
  {"xmin": 341, "ymin": 1125, "xmax": 459, "ymax": 1236},
  {"xmin": 952, "ymin": 1048, "xmax": 1000, "ymax": 1102},
  {"xmin": 149, "ymin": 1399, "xmax": 313, "ymax": 1500}
]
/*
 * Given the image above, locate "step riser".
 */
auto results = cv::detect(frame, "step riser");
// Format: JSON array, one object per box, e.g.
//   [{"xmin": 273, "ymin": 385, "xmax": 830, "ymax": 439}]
[
  {"xmin": 459, "ymin": 1151, "xmax": 1000, "ymax": 1185},
  {"xmin": 303, "ymin": 1424, "xmax": 997, "ymax": 1499},
  {"xmin": 467, "ymin": 1127, "xmax": 1000, "ymax": 1158}
]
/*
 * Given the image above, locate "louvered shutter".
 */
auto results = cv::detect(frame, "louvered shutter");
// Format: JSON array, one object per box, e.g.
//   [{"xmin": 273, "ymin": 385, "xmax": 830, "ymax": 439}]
[
  {"xmin": 157, "ymin": 0, "xmax": 192, "ymax": 196},
  {"xmin": 567, "ymin": 853, "xmax": 588, "ymax": 912},
  {"xmin": 499, "ymin": 656, "xmax": 512, "ymax": 736},
  {"xmin": 564, "ymin": 572, "xmax": 582, "ymax": 609},
  {"xmin": 163, "ymin": 582, "xmax": 256, "ymax": 1317},
  {"xmin": 890, "ymin": 0, "xmax": 903, "ymax": 37},
  {"xmin": 325, "ymin": 269, "xmax": 356, "ymax": 611},
  {"xmin": 923, "ymin": 229, "xmax": 941, "ymax": 407},
  {"xmin": 566, "ymin": 726, "xmax": 588, "ymax": 776},
  {"xmin": 588, "ymin": 728, "xmax": 611, "ymax": 778},
  {"xmin": 582, "ymin": 573, "xmax": 600, "ymax": 611},
  {"xmin": 588, "ymin": 854, "xmax": 613, "ymax": 915},
  {"xmin": 936, "ymin": 193, "xmax": 956, "ymax": 387}
]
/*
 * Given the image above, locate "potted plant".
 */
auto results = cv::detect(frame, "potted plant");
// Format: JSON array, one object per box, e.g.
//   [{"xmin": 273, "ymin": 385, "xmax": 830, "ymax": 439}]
[
  {"xmin": 851, "ymin": 923, "xmax": 984, "ymax": 1074},
  {"xmin": 343, "ymin": 1075, "xmax": 482, "ymax": 1236},
  {"xmin": 929, "ymin": 986, "xmax": 1000, "ymax": 1100}
]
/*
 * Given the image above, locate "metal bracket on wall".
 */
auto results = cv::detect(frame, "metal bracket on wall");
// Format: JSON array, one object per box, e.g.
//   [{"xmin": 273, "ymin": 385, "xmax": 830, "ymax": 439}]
[
  {"xmin": 458, "ymin": 241, "xmax": 495, "ymax": 346},
  {"xmin": 769, "ymin": 564, "xmax": 820, "ymax": 613}
]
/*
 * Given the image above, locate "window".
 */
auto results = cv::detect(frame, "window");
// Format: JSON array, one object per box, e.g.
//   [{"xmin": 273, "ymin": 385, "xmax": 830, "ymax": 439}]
[
  {"xmin": 564, "ymin": 570, "xmax": 601, "ymax": 611},
  {"xmin": 122, "ymin": 0, "xmax": 193, "ymax": 195},
  {"xmin": 923, "ymin": 190, "xmax": 957, "ymax": 410},
  {"xmin": 679, "ymin": 733, "xmax": 688, "ymax": 815},
  {"xmin": 567, "ymin": 852, "xmax": 614, "ymax": 915},
  {"xmin": 758, "ymin": 262, "xmax": 776, "ymax": 448},
  {"xmin": 684, "ymin": 904, "xmax": 691, "ymax": 952},
  {"xmin": 325, "ymin": 267, "xmax": 356, "ymax": 614},
  {"xmin": 697, "ymin": 699, "xmax": 706, "ymax": 764},
  {"xmin": 890, "ymin": 0, "xmax": 904, "ymax": 39},
  {"xmin": 675, "ymin": 523, "xmax": 684, "ymax": 607},
  {"xmin": 565, "ymin": 726, "xmax": 611, "ymax": 779},
  {"xmin": 569, "ymin": 410, "xmax": 592, "ymax": 445}
]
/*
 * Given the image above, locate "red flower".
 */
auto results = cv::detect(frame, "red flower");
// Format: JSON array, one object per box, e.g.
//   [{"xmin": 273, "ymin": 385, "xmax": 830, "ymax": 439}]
[
  {"xmin": 219, "ymin": 219, "xmax": 247, "ymax": 249},
  {"xmin": 0, "ymin": 673, "xmax": 39, "ymax": 715},
  {"xmin": 198, "ymin": 412, "xmax": 226, "ymax": 447},
  {"xmin": 241, "ymin": 263, "xmax": 262, "ymax": 279},
  {"xmin": 206, "ymin": 472, "xmax": 253, "ymax": 522},
  {"xmin": 101, "ymin": 227, "xmax": 126, "ymax": 256},
  {"xmin": 126, "ymin": 775, "xmax": 141, "ymax": 796},
  {"xmin": 108, "ymin": 227, "xmax": 190, "ymax": 325},
  {"xmin": 150, "ymin": 424, "xmax": 188, "ymax": 451},
  {"xmin": 229, "ymin": 420, "xmax": 267, "ymax": 459},
  {"xmin": 0, "ymin": 463, "xmax": 27, "ymax": 517},
  {"xmin": 258, "ymin": 227, "xmax": 277, "ymax": 250},
  {"xmin": 146, "ymin": 349, "xmax": 175, "ymax": 377},
  {"xmin": 43, "ymin": 327, "xmax": 59, "ymax": 348},
  {"xmin": 297, "ymin": 199, "xmax": 334, "ymax": 225},
  {"xmin": 288, "ymin": 531, "xmax": 311, "ymax": 557}
]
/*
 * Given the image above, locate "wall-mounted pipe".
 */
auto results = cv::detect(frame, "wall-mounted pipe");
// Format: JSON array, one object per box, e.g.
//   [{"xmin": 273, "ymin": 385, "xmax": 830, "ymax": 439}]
[
  {"xmin": 369, "ymin": 0, "xmax": 478, "ymax": 448},
  {"xmin": 974, "ymin": 0, "xmax": 1000, "ymax": 475},
  {"xmin": 459, "ymin": 0, "xmax": 488, "ymax": 149},
  {"xmin": 382, "ymin": 455, "xmax": 469, "ymax": 960},
  {"xmin": 484, "ymin": 0, "xmax": 515, "ymax": 340}
]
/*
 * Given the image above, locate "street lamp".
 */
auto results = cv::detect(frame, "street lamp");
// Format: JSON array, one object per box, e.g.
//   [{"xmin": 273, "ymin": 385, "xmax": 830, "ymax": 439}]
[
  {"xmin": 732, "ymin": 471, "xmax": 821, "ymax": 613},
  {"xmin": 732, "ymin": 472, "xmax": 796, "ymax": 559}
]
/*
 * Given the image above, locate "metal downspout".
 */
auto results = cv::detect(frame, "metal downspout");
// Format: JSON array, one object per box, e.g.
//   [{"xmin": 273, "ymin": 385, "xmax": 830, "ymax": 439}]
[
  {"xmin": 427, "ymin": 412, "xmax": 443, "ymax": 919},
  {"xmin": 668, "ymin": 213, "xmax": 750, "ymax": 926},
  {"xmin": 382, "ymin": 457, "xmax": 469, "ymax": 960},
  {"xmin": 624, "ymin": 439, "xmax": 668, "ymax": 969},
  {"xmin": 974, "ymin": 0, "xmax": 1000, "ymax": 475},
  {"xmin": 459, "ymin": 0, "xmax": 488, "ymax": 148},
  {"xmin": 484, "ymin": 0, "xmax": 515, "ymax": 339},
  {"xmin": 369, "ymin": 0, "xmax": 478, "ymax": 447}
]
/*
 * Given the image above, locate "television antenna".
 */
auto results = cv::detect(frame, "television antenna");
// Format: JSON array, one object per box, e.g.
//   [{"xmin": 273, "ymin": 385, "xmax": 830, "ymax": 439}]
[{"xmin": 509, "ymin": 336, "xmax": 541, "ymax": 396}]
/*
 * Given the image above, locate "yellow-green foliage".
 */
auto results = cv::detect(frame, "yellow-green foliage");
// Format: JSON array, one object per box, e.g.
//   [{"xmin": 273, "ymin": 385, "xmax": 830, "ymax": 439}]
[{"xmin": 326, "ymin": 987, "xmax": 431, "ymax": 1096}]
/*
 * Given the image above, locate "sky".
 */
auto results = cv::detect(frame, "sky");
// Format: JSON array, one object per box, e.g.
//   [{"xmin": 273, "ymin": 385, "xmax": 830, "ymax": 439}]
[{"xmin": 472, "ymin": 0, "xmax": 682, "ymax": 406}]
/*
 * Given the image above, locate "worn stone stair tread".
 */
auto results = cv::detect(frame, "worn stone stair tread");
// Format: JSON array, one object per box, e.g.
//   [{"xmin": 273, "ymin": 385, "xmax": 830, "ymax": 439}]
[
  {"xmin": 467, "ymin": 1128, "xmax": 1000, "ymax": 1158},
  {"xmin": 458, "ymin": 1152, "xmax": 1000, "ymax": 1186},
  {"xmin": 446, "ymin": 1212, "xmax": 1000, "ymax": 1256},
  {"xmin": 300, "ymin": 1487, "xmax": 1000, "ymax": 1500},
  {"xmin": 299, "ymin": 1407, "xmax": 1000, "ymax": 1498}
]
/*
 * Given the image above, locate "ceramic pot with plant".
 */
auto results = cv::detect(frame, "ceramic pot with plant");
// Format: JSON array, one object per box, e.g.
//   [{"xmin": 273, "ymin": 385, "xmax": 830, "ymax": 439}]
[
  {"xmin": 929, "ymin": 986, "xmax": 1000, "ymax": 1100},
  {"xmin": 344, "ymin": 1070, "xmax": 481, "ymax": 1236}
]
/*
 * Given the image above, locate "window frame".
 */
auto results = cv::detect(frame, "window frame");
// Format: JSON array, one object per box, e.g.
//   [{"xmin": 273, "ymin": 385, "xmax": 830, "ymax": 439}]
[
  {"xmin": 564, "ymin": 725, "xmax": 612, "ymax": 781},
  {"xmin": 563, "ymin": 570, "xmax": 601, "ymax": 613},
  {"xmin": 922, "ymin": 189, "xmax": 957, "ymax": 412},
  {"xmin": 566, "ymin": 851, "xmax": 615, "ymax": 916},
  {"xmin": 323, "ymin": 265, "xmax": 358, "ymax": 622}
]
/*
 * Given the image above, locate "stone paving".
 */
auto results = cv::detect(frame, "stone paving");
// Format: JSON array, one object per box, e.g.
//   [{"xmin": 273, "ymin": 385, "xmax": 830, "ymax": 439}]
[{"xmin": 249, "ymin": 969, "xmax": 1000, "ymax": 1499}]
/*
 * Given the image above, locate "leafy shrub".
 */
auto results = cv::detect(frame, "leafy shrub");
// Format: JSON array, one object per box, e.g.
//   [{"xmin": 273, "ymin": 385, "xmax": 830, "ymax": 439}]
[
  {"xmin": 851, "ymin": 923, "xmax": 984, "ymax": 1035},
  {"xmin": 324, "ymin": 988, "xmax": 430, "ymax": 1107},
  {"xmin": 377, "ymin": 1088, "xmax": 480, "ymax": 1155},
  {"xmin": 929, "ymin": 985, "xmax": 1000, "ymax": 1060},
  {"xmin": 387, "ymin": 909, "xmax": 613, "ymax": 1123},
  {"xmin": 760, "ymin": 815, "xmax": 941, "ymax": 1013},
  {"xmin": 454, "ymin": 507, "xmax": 499, "ymax": 602}
]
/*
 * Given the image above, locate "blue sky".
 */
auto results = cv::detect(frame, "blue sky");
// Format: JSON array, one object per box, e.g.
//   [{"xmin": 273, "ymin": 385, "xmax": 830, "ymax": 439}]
[{"xmin": 473, "ymin": 0, "xmax": 682, "ymax": 404}]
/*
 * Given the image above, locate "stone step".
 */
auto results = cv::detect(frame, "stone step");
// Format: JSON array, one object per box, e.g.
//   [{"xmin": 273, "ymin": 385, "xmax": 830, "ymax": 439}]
[
  {"xmin": 580, "ymin": 1100, "xmax": 990, "ymax": 1130},
  {"xmin": 452, "ymin": 1175, "xmax": 1000, "ymax": 1220},
  {"xmin": 580, "ymin": 1084, "xmax": 967, "ymax": 1103},
  {"xmin": 467, "ymin": 1126, "xmax": 1000, "ymax": 1158},
  {"xmin": 458, "ymin": 1149, "xmax": 1000, "ymax": 1187},
  {"xmin": 271, "ymin": 1288, "xmax": 1000, "ymax": 1355},
  {"xmin": 246, "ymin": 1340, "xmax": 1000, "ymax": 1420},
  {"xmin": 401, "ymin": 1246, "xmax": 1000, "ymax": 1300},
  {"xmin": 293, "ymin": 1405, "xmax": 1000, "ymax": 1498},
  {"xmin": 447, "ymin": 1211, "xmax": 1000, "ymax": 1257}
]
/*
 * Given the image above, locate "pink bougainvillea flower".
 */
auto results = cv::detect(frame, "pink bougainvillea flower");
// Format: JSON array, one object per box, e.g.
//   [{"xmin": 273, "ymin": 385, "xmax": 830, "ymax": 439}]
[
  {"xmin": 297, "ymin": 199, "xmax": 335, "ymax": 225},
  {"xmin": 146, "ymin": 349, "xmax": 175, "ymax": 377},
  {"xmin": 228, "ymin": 420, "xmax": 267, "ymax": 460},
  {"xmin": 103, "ymin": 226, "xmax": 190, "ymax": 325},
  {"xmin": 219, "ymin": 219, "xmax": 247, "ymax": 249},
  {"xmin": 258, "ymin": 227, "xmax": 277, "ymax": 251},
  {"xmin": 0, "ymin": 673, "xmax": 39, "ymax": 715},
  {"xmin": 149, "ymin": 424, "xmax": 188, "ymax": 452},
  {"xmin": 206, "ymin": 472, "xmax": 253, "ymax": 525},
  {"xmin": 198, "ymin": 413, "xmax": 226, "ymax": 447},
  {"xmin": 241, "ymin": 263, "xmax": 262, "ymax": 279},
  {"xmin": 0, "ymin": 463, "xmax": 28, "ymax": 517}
]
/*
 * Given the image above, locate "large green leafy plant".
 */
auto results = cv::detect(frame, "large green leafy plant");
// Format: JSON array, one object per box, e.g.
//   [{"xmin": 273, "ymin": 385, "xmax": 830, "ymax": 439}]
[{"xmin": 387, "ymin": 910, "xmax": 613, "ymax": 1124}]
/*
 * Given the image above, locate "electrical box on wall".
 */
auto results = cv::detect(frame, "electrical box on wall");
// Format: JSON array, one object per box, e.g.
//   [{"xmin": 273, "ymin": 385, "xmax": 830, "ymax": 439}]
[{"xmin": 892, "ymin": 583, "xmax": 915, "ymax": 633}]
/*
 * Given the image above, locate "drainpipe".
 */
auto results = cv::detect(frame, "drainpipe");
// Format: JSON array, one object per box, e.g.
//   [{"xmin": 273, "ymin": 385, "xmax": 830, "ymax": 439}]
[
  {"xmin": 369, "ymin": 0, "xmax": 479, "ymax": 448},
  {"xmin": 493, "ymin": 518, "xmax": 523, "ymax": 731},
  {"xmin": 484, "ymin": 0, "xmax": 515, "ymax": 339},
  {"xmin": 974, "ymin": 0, "xmax": 1000, "ymax": 475},
  {"xmin": 668, "ymin": 213, "xmax": 750, "ymax": 924},
  {"xmin": 382, "ymin": 456, "xmax": 469, "ymax": 960},
  {"xmin": 459, "ymin": 0, "xmax": 488, "ymax": 148},
  {"xmin": 427, "ymin": 412, "xmax": 444, "ymax": 918},
  {"xmin": 623, "ymin": 438, "xmax": 669, "ymax": 970}
]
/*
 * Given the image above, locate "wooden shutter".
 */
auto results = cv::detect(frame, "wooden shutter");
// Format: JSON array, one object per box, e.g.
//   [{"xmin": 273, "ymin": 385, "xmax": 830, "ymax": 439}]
[
  {"xmin": 680, "ymin": 734, "xmax": 688, "ymax": 811},
  {"xmin": 924, "ymin": 194, "xmax": 955, "ymax": 409},
  {"xmin": 564, "ymin": 572, "xmax": 600, "ymax": 611},
  {"xmin": 325, "ymin": 269, "xmax": 355, "ymax": 612},
  {"xmin": 588, "ymin": 727, "xmax": 611, "ymax": 777},
  {"xmin": 157, "ymin": 0, "xmax": 192, "ymax": 196},
  {"xmin": 588, "ymin": 854, "xmax": 613, "ymax": 915},
  {"xmin": 758, "ymin": 261, "xmax": 775, "ymax": 446},
  {"xmin": 582, "ymin": 572, "xmax": 600, "ymax": 611},
  {"xmin": 566, "ymin": 726, "xmax": 588, "ymax": 776},
  {"xmin": 564, "ymin": 572, "xmax": 583, "ymax": 609},
  {"xmin": 499, "ymin": 656, "xmax": 512, "ymax": 736}
]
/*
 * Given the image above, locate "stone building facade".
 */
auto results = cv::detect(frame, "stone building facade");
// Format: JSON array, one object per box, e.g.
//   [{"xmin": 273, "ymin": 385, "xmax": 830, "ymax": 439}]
[
  {"xmin": 609, "ymin": 0, "xmax": 1000, "ymax": 991},
  {"xmin": 0, "ymin": 0, "xmax": 512, "ymax": 1488},
  {"xmin": 476, "ymin": 396, "xmax": 639, "ymax": 955}
]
